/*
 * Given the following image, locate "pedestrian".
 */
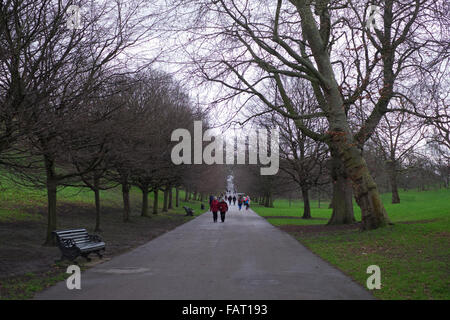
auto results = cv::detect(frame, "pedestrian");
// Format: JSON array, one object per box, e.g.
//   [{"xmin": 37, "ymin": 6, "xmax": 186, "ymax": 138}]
[
  {"xmin": 244, "ymin": 196, "xmax": 250, "ymax": 210},
  {"xmin": 238, "ymin": 195, "xmax": 243, "ymax": 211},
  {"xmin": 209, "ymin": 194, "xmax": 214, "ymax": 206},
  {"xmin": 218, "ymin": 198, "xmax": 229, "ymax": 222},
  {"xmin": 232, "ymin": 195, "xmax": 236, "ymax": 205},
  {"xmin": 210, "ymin": 196, "xmax": 219, "ymax": 223},
  {"xmin": 228, "ymin": 195, "xmax": 232, "ymax": 205}
]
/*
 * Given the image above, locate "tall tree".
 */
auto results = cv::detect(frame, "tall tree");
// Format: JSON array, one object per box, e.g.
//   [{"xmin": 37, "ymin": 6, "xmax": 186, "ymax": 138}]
[
  {"xmin": 169, "ymin": 0, "xmax": 448, "ymax": 229},
  {"xmin": 371, "ymin": 111, "xmax": 425, "ymax": 203}
]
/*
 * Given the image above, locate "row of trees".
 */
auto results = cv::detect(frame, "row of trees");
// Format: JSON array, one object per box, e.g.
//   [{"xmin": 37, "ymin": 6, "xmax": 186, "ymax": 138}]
[
  {"xmin": 230, "ymin": 77, "xmax": 447, "ymax": 222},
  {"xmin": 1, "ymin": 0, "xmax": 448, "ymax": 245},
  {"xmin": 0, "ymin": 0, "xmax": 225, "ymax": 245},
  {"xmin": 168, "ymin": 0, "xmax": 449, "ymax": 230}
]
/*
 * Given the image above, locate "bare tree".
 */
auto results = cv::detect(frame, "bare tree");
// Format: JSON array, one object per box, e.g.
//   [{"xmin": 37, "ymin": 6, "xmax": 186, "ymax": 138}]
[
  {"xmin": 371, "ymin": 111, "xmax": 425, "ymax": 203},
  {"xmin": 167, "ymin": 0, "xmax": 448, "ymax": 229},
  {"xmin": 0, "ymin": 0, "xmax": 161, "ymax": 244}
]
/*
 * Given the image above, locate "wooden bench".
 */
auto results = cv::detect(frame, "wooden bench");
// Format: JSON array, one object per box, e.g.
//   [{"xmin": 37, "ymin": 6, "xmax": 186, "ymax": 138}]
[
  {"xmin": 53, "ymin": 229, "xmax": 105, "ymax": 262},
  {"xmin": 183, "ymin": 206, "xmax": 194, "ymax": 216}
]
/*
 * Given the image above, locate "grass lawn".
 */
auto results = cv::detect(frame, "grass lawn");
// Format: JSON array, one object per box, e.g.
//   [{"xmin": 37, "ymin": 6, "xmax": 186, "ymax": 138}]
[
  {"xmin": 252, "ymin": 188, "xmax": 450, "ymax": 300},
  {"xmin": 0, "ymin": 175, "xmax": 204, "ymax": 299}
]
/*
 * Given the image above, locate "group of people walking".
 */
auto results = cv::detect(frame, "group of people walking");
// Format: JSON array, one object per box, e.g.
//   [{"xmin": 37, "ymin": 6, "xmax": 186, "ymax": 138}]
[
  {"xmin": 238, "ymin": 195, "xmax": 251, "ymax": 211},
  {"xmin": 208, "ymin": 193, "xmax": 251, "ymax": 223},
  {"xmin": 209, "ymin": 196, "xmax": 228, "ymax": 223}
]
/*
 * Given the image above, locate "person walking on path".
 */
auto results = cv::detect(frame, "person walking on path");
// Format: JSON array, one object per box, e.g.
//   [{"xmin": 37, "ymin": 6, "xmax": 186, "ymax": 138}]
[
  {"xmin": 227, "ymin": 195, "xmax": 232, "ymax": 205},
  {"xmin": 210, "ymin": 197, "xmax": 220, "ymax": 223},
  {"xmin": 209, "ymin": 194, "xmax": 214, "ymax": 206},
  {"xmin": 237, "ymin": 195, "xmax": 243, "ymax": 211},
  {"xmin": 244, "ymin": 196, "xmax": 250, "ymax": 210},
  {"xmin": 218, "ymin": 198, "xmax": 229, "ymax": 222},
  {"xmin": 232, "ymin": 195, "xmax": 236, "ymax": 205}
]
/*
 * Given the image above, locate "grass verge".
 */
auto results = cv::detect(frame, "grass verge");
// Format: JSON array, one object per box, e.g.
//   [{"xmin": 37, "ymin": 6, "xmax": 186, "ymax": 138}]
[
  {"xmin": 252, "ymin": 188, "xmax": 450, "ymax": 300},
  {"xmin": 0, "ymin": 176, "xmax": 204, "ymax": 299}
]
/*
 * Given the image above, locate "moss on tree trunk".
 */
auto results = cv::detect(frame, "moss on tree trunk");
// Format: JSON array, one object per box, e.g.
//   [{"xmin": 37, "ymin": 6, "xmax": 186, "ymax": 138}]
[{"xmin": 327, "ymin": 146, "xmax": 355, "ymax": 225}]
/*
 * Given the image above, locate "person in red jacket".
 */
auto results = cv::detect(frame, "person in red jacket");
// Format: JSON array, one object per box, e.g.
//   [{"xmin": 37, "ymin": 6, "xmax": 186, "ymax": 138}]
[
  {"xmin": 218, "ymin": 198, "xmax": 229, "ymax": 222},
  {"xmin": 210, "ymin": 196, "xmax": 220, "ymax": 223}
]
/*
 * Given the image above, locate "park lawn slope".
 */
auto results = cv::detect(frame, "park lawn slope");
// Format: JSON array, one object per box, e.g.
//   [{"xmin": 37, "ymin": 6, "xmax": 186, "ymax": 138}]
[
  {"xmin": 0, "ymin": 176, "xmax": 203, "ymax": 299},
  {"xmin": 252, "ymin": 188, "xmax": 450, "ymax": 300}
]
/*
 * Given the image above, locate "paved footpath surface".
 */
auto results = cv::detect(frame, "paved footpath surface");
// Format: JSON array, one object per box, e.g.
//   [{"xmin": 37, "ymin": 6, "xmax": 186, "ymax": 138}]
[{"xmin": 35, "ymin": 205, "xmax": 374, "ymax": 300}]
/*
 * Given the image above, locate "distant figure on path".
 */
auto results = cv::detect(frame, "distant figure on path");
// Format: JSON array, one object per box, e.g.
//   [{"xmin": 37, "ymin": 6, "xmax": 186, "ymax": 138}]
[
  {"xmin": 210, "ymin": 197, "xmax": 219, "ymax": 223},
  {"xmin": 209, "ymin": 194, "xmax": 214, "ymax": 206},
  {"xmin": 244, "ymin": 196, "xmax": 250, "ymax": 210},
  {"xmin": 237, "ymin": 195, "xmax": 243, "ymax": 211},
  {"xmin": 218, "ymin": 198, "xmax": 229, "ymax": 222},
  {"xmin": 232, "ymin": 195, "xmax": 236, "ymax": 205},
  {"xmin": 227, "ymin": 195, "xmax": 232, "ymax": 205}
]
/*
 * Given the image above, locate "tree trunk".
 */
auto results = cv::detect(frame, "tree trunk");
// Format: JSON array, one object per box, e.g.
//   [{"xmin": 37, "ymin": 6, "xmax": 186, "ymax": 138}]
[
  {"xmin": 141, "ymin": 184, "xmax": 149, "ymax": 217},
  {"xmin": 328, "ymin": 176, "xmax": 355, "ymax": 225},
  {"xmin": 184, "ymin": 189, "xmax": 189, "ymax": 201},
  {"xmin": 168, "ymin": 187, "xmax": 173, "ymax": 209},
  {"xmin": 44, "ymin": 154, "xmax": 57, "ymax": 246},
  {"xmin": 387, "ymin": 160, "xmax": 400, "ymax": 204},
  {"xmin": 264, "ymin": 193, "xmax": 269, "ymax": 207},
  {"xmin": 296, "ymin": 3, "xmax": 390, "ymax": 230},
  {"xmin": 176, "ymin": 187, "xmax": 180, "ymax": 207},
  {"xmin": 327, "ymin": 147, "xmax": 355, "ymax": 225},
  {"xmin": 162, "ymin": 188, "xmax": 169, "ymax": 212},
  {"xmin": 335, "ymin": 139, "xmax": 389, "ymax": 229},
  {"xmin": 153, "ymin": 189, "xmax": 159, "ymax": 214},
  {"xmin": 94, "ymin": 176, "xmax": 101, "ymax": 231},
  {"xmin": 317, "ymin": 188, "xmax": 321, "ymax": 208},
  {"xmin": 122, "ymin": 181, "xmax": 130, "ymax": 222},
  {"xmin": 301, "ymin": 186, "xmax": 311, "ymax": 219}
]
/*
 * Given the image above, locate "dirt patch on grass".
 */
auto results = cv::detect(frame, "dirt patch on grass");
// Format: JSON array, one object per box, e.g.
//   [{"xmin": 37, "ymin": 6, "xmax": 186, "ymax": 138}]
[
  {"xmin": 264, "ymin": 216, "xmax": 327, "ymax": 220},
  {"xmin": 397, "ymin": 218, "xmax": 440, "ymax": 225},
  {"xmin": 0, "ymin": 202, "xmax": 193, "ymax": 280},
  {"xmin": 278, "ymin": 222, "xmax": 361, "ymax": 236},
  {"xmin": 432, "ymin": 231, "xmax": 450, "ymax": 239}
]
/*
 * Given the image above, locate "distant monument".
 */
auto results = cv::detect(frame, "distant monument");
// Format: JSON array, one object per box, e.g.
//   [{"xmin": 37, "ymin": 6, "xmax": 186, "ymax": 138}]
[{"xmin": 227, "ymin": 175, "xmax": 235, "ymax": 194}]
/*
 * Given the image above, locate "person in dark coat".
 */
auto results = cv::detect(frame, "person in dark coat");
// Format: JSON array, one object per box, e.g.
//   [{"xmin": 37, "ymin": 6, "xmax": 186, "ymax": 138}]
[
  {"xmin": 210, "ymin": 197, "xmax": 220, "ymax": 223},
  {"xmin": 238, "ymin": 195, "xmax": 243, "ymax": 210},
  {"xmin": 218, "ymin": 198, "xmax": 229, "ymax": 222},
  {"xmin": 227, "ymin": 195, "xmax": 232, "ymax": 205},
  {"xmin": 232, "ymin": 195, "xmax": 237, "ymax": 205}
]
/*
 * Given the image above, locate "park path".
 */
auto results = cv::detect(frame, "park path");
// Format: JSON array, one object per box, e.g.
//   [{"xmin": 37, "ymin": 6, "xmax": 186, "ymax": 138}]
[{"xmin": 35, "ymin": 204, "xmax": 374, "ymax": 300}]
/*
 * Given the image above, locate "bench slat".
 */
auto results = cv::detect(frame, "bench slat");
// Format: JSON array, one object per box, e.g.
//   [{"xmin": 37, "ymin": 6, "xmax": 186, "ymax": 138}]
[
  {"xmin": 54, "ymin": 229, "xmax": 87, "ymax": 235},
  {"xmin": 58, "ymin": 231, "xmax": 88, "ymax": 236},
  {"xmin": 59, "ymin": 234, "xmax": 89, "ymax": 240},
  {"xmin": 78, "ymin": 242, "xmax": 106, "ymax": 252}
]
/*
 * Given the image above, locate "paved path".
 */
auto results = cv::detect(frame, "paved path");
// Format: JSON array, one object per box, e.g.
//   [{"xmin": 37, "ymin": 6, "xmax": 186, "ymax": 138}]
[{"xmin": 35, "ymin": 205, "xmax": 374, "ymax": 299}]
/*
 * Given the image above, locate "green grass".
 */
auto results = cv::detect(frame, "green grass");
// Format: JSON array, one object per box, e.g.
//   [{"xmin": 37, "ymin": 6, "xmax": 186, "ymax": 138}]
[
  {"xmin": 0, "ymin": 263, "xmax": 84, "ymax": 300},
  {"xmin": 252, "ymin": 188, "xmax": 450, "ymax": 300},
  {"xmin": 0, "ymin": 173, "xmax": 203, "ymax": 222}
]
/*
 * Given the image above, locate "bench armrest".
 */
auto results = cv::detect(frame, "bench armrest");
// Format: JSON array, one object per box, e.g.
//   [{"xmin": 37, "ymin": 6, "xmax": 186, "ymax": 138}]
[
  {"xmin": 89, "ymin": 234, "xmax": 102, "ymax": 242},
  {"xmin": 60, "ymin": 238, "xmax": 76, "ymax": 248}
]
